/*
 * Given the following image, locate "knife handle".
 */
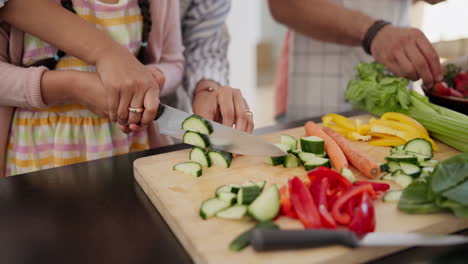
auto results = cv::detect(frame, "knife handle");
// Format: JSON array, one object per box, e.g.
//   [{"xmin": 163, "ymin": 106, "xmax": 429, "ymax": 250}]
[
  {"xmin": 154, "ymin": 104, "xmax": 166, "ymax": 121},
  {"xmin": 250, "ymin": 229, "xmax": 359, "ymax": 251}
]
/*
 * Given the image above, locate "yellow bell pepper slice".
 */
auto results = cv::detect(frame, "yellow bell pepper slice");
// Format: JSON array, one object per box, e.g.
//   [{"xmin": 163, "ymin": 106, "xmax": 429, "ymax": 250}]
[
  {"xmin": 369, "ymin": 137, "xmax": 406, "ymax": 147},
  {"xmin": 355, "ymin": 119, "xmax": 370, "ymax": 135},
  {"xmin": 369, "ymin": 125, "xmax": 417, "ymax": 141},
  {"xmin": 322, "ymin": 113, "xmax": 356, "ymax": 131},
  {"xmin": 324, "ymin": 124, "xmax": 349, "ymax": 136},
  {"xmin": 375, "ymin": 115, "xmax": 438, "ymax": 151},
  {"xmin": 381, "ymin": 112, "xmax": 429, "ymax": 137}
]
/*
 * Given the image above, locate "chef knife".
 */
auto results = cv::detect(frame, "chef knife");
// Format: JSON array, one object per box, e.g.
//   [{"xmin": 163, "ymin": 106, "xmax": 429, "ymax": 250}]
[
  {"xmin": 250, "ymin": 229, "xmax": 468, "ymax": 251},
  {"xmin": 154, "ymin": 104, "xmax": 286, "ymax": 156}
]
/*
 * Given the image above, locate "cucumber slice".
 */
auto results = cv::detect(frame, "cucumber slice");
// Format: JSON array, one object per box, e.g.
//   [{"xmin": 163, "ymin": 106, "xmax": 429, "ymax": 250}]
[
  {"xmin": 407, "ymin": 152, "xmax": 431, "ymax": 162},
  {"xmin": 298, "ymin": 152, "xmax": 317, "ymax": 164},
  {"xmin": 291, "ymin": 149, "xmax": 301, "ymax": 157},
  {"xmin": 183, "ymin": 131, "xmax": 210, "ymax": 149},
  {"xmin": 215, "ymin": 185, "xmax": 231, "ymax": 196},
  {"xmin": 173, "ymin": 162, "xmax": 202, "ymax": 177},
  {"xmin": 237, "ymin": 185, "xmax": 262, "ymax": 205},
  {"xmin": 264, "ymin": 156, "xmax": 285, "ymax": 166},
  {"xmin": 300, "ymin": 136, "xmax": 325, "ymax": 154},
  {"xmin": 379, "ymin": 163, "xmax": 390, "ymax": 172},
  {"xmin": 387, "ymin": 161, "xmax": 401, "ymax": 172},
  {"xmin": 304, "ymin": 157, "xmax": 330, "ymax": 171},
  {"xmin": 395, "ymin": 144, "xmax": 405, "ymax": 150},
  {"xmin": 208, "ymin": 150, "xmax": 233, "ymax": 168},
  {"xmin": 181, "ymin": 114, "xmax": 213, "ymax": 135},
  {"xmin": 274, "ymin": 143, "xmax": 292, "ymax": 153},
  {"xmin": 341, "ymin": 168, "xmax": 356, "ymax": 183},
  {"xmin": 314, "ymin": 152, "xmax": 328, "ymax": 158},
  {"xmin": 281, "ymin": 134, "xmax": 298, "ymax": 151},
  {"xmin": 381, "ymin": 172, "xmax": 394, "ymax": 181},
  {"xmin": 390, "ymin": 149, "xmax": 407, "ymax": 155},
  {"xmin": 216, "ymin": 205, "xmax": 248, "ymax": 220},
  {"xmin": 256, "ymin": 181, "xmax": 266, "ymax": 191},
  {"xmin": 399, "ymin": 162, "xmax": 421, "ymax": 178},
  {"xmin": 419, "ymin": 159, "xmax": 439, "ymax": 168},
  {"xmin": 230, "ymin": 184, "xmax": 241, "ymax": 194},
  {"xmin": 229, "ymin": 221, "xmax": 279, "ymax": 252},
  {"xmin": 248, "ymin": 184, "xmax": 280, "ymax": 222},
  {"xmin": 403, "ymin": 138, "xmax": 433, "ymax": 158},
  {"xmin": 199, "ymin": 198, "xmax": 230, "ymax": 220},
  {"xmin": 393, "ymin": 172, "xmax": 413, "ymax": 188},
  {"xmin": 283, "ymin": 154, "xmax": 300, "ymax": 168},
  {"xmin": 189, "ymin": 147, "xmax": 211, "ymax": 167},
  {"xmin": 383, "ymin": 190, "xmax": 402, "ymax": 202},
  {"xmin": 386, "ymin": 154, "xmax": 418, "ymax": 164},
  {"xmin": 217, "ymin": 192, "xmax": 237, "ymax": 205}
]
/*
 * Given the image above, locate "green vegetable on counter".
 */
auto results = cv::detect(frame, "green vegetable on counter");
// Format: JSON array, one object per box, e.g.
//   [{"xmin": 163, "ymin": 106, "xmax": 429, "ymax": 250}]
[
  {"xmin": 345, "ymin": 62, "xmax": 468, "ymax": 152},
  {"xmin": 398, "ymin": 153, "xmax": 468, "ymax": 217}
]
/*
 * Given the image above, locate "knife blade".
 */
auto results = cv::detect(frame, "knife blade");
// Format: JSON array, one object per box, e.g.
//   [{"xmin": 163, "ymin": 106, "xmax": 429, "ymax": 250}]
[
  {"xmin": 154, "ymin": 104, "xmax": 286, "ymax": 156},
  {"xmin": 250, "ymin": 229, "xmax": 468, "ymax": 251}
]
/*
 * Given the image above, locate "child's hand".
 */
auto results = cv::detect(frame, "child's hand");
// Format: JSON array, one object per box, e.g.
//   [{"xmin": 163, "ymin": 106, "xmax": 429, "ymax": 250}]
[
  {"xmin": 95, "ymin": 48, "xmax": 160, "ymax": 129},
  {"xmin": 69, "ymin": 72, "xmax": 110, "ymax": 117}
]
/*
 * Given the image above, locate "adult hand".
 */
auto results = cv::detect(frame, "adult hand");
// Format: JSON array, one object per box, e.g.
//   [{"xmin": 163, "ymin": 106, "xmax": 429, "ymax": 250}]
[
  {"xmin": 371, "ymin": 25, "xmax": 442, "ymax": 87},
  {"xmin": 95, "ymin": 47, "xmax": 159, "ymax": 128},
  {"xmin": 192, "ymin": 81, "xmax": 254, "ymax": 134},
  {"xmin": 118, "ymin": 66, "xmax": 164, "ymax": 134}
]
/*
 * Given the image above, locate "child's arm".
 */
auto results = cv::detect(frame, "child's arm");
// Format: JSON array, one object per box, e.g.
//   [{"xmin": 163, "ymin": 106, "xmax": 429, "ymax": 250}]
[
  {"xmin": 146, "ymin": 0, "xmax": 184, "ymax": 97},
  {"xmin": 0, "ymin": 0, "xmax": 160, "ymax": 128}
]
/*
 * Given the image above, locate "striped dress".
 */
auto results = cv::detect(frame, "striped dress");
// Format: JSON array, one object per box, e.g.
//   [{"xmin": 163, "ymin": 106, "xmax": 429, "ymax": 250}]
[{"xmin": 6, "ymin": 0, "xmax": 149, "ymax": 176}]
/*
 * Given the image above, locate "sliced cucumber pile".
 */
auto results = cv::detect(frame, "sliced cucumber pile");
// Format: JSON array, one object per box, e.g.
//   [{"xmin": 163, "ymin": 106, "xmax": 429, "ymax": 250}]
[
  {"xmin": 341, "ymin": 168, "xmax": 356, "ymax": 183},
  {"xmin": 383, "ymin": 190, "xmax": 402, "ymax": 202},
  {"xmin": 380, "ymin": 138, "xmax": 437, "ymax": 189},
  {"xmin": 176, "ymin": 116, "xmax": 235, "ymax": 177},
  {"xmin": 200, "ymin": 181, "xmax": 280, "ymax": 223},
  {"xmin": 265, "ymin": 134, "xmax": 331, "ymax": 171},
  {"xmin": 181, "ymin": 114, "xmax": 214, "ymax": 135}
]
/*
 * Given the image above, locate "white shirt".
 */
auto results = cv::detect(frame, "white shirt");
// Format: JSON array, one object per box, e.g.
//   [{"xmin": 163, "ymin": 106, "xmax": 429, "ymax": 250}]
[{"xmin": 286, "ymin": 0, "xmax": 412, "ymax": 122}]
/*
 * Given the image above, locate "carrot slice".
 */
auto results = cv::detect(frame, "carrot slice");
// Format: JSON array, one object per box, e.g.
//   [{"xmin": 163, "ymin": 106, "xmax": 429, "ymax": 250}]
[
  {"xmin": 304, "ymin": 121, "xmax": 348, "ymax": 172},
  {"xmin": 322, "ymin": 126, "xmax": 380, "ymax": 179}
]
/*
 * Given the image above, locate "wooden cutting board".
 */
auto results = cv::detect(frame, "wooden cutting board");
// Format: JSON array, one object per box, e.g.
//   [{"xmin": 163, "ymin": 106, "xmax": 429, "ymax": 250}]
[{"xmin": 134, "ymin": 116, "xmax": 467, "ymax": 264}]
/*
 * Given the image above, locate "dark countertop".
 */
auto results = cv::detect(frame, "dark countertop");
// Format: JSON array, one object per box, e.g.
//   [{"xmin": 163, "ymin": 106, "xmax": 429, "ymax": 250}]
[{"xmin": 0, "ymin": 111, "xmax": 467, "ymax": 264}]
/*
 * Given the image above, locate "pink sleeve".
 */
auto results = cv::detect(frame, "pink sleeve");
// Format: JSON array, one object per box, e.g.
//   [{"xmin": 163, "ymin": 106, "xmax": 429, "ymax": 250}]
[
  {"xmin": 0, "ymin": 23, "xmax": 48, "ymax": 109},
  {"xmin": 146, "ymin": 0, "xmax": 184, "ymax": 97}
]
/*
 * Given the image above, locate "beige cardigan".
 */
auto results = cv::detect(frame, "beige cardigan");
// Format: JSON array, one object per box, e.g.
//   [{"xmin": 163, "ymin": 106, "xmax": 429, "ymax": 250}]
[{"xmin": 0, "ymin": 0, "xmax": 184, "ymax": 176}]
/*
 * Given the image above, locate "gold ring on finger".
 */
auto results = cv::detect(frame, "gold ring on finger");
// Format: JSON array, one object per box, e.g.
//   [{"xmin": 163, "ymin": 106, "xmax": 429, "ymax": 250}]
[
  {"xmin": 128, "ymin": 107, "xmax": 144, "ymax": 113},
  {"xmin": 246, "ymin": 110, "xmax": 253, "ymax": 117}
]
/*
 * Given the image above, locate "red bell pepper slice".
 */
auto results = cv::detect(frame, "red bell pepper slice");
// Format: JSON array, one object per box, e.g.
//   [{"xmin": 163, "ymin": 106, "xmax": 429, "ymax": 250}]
[
  {"xmin": 279, "ymin": 185, "xmax": 298, "ymax": 218},
  {"xmin": 289, "ymin": 176, "xmax": 321, "ymax": 228},
  {"xmin": 348, "ymin": 192, "xmax": 376, "ymax": 236},
  {"xmin": 354, "ymin": 181, "xmax": 390, "ymax": 193},
  {"xmin": 310, "ymin": 177, "xmax": 337, "ymax": 229},
  {"xmin": 308, "ymin": 167, "xmax": 352, "ymax": 203},
  {"xmin": 332, "ymin": 184, "xmax": 375, "ymax": 225}
]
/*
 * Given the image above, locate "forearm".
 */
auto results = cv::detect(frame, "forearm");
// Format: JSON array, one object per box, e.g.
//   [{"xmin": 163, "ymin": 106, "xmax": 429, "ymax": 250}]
[
  {"xmin": 0, "ymin": 0, "xmax": 123, "ymax": 65},
  {"xmin": 268, "ymin": 0, "xmax": 375, "ymax": 46},
  {"xmin": 40, "ymin": 70, "xmax": 79, "ymax": 105}
]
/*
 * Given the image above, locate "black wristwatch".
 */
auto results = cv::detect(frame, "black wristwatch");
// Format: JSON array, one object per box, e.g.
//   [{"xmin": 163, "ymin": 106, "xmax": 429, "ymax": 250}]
[{"xmin": 362, "ymin": 20, "xmax": 391, "ymax": 55}]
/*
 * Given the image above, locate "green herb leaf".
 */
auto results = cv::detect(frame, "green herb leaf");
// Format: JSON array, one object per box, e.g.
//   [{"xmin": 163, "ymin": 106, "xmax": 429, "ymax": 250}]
[{"xmin": 431, "ymin": 153, "xmax": 468, "ymax": 193}]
